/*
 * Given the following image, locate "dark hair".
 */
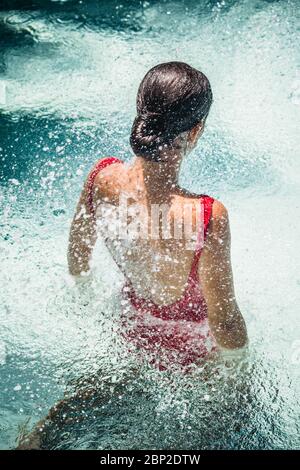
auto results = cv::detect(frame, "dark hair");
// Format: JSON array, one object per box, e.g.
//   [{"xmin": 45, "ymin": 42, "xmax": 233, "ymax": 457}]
[{"xmin": 130, "ymin": 61, "xmax": 213, "ymax": 162}]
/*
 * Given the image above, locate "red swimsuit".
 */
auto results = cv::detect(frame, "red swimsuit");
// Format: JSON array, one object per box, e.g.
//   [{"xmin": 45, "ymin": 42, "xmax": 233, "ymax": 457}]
[{"xmin": 87, "ymin": 157, "xmax": 217, "ymax": 371}]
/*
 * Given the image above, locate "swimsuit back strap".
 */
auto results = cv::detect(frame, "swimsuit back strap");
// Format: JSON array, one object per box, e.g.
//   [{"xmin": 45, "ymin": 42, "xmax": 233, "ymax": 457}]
[
  {"xmin": 86, "ymin": 157, "xmax": 123, "ymax": 217},
  {"xmin": 189, "ymin": 195, "xmax": 214, "ymax": 279},
  {"xmin": 203, "ymin": 195, "xmax": 214, "ymax": 240}
]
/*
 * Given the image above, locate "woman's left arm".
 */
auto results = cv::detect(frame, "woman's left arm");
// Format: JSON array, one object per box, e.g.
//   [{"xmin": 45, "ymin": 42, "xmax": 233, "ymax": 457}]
[{"xmin": 67, "ymin": 179, "xmax": 97, "ymax": 276}]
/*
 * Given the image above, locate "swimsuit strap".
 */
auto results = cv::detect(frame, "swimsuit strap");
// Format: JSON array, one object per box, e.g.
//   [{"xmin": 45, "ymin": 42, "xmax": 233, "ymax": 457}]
[
  {"xmin": 86, "ymin": 157, "xmax": 123, "ymax": 217},
  {"xmin": 189, "ymin": 195, "xmax": 214, "ymax": 279}
]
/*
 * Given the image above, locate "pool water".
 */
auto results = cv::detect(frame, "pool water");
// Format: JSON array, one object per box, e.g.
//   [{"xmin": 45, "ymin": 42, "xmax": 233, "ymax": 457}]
[{"xmin": 0, "ymin": 0, "xmax": 299, "ymax": 450}]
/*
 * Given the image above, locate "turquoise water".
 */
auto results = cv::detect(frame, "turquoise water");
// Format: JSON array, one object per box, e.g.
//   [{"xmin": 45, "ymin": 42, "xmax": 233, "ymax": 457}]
[{"xmin": 0, "ymin": 0, "xmax": 299, "ymax": 450}]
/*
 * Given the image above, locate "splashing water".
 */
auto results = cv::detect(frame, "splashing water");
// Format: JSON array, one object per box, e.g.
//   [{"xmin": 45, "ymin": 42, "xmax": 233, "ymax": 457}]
[{"xmin": 0, "ymin": 0, "xmax": 299, "ymax": 449}]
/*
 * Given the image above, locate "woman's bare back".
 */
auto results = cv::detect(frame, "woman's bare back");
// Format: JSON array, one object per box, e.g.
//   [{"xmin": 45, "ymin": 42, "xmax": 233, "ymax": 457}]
[{"xmin": 93, "ymin": 159, "xmax": 209, "ymax": 305}]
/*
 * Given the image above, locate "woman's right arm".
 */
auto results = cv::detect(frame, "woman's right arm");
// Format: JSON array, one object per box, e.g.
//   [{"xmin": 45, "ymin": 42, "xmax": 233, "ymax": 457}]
[{"xmin": 199, "ymin": 201, "xmax": 248, "ymax": 349}]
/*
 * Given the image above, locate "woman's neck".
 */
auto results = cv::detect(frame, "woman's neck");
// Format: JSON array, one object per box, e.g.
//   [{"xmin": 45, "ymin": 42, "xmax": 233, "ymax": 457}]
[{"xmin": 132, "ymin": 151, "xmax": 184, "ymax": 199}]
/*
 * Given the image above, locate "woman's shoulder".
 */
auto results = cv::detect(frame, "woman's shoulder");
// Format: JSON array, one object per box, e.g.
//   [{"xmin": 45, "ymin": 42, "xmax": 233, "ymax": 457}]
[
  {"xmin": 92, "ymin": 156, "xmax": 124, "ymax": 184},
  {"xmin": 211, "ymin": 198, "xmax": 228, "ymax": 219},
  {"xmin": 87, "ymin": 156, "xmax": 125, "ymax": 203},
  {"xmin": 91, "ymin": 156, "xmax": 124, "ymax": 177},
  {"xmin": 208, "ymin": 198, "xmax": 230, "ymax": 244},
  {"xmin": 177, "ymin": 189, "xmax": 227, "ymax": 215}
]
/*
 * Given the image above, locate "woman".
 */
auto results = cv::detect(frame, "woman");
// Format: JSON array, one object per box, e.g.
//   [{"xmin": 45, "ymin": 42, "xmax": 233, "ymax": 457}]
[
  {"xmin": 17, "ymin": 61, "xmax": 247, "ymax": 449},
  {"xmin": 68, "ymin": 61, "xmax": 247, "ymax": 371}
]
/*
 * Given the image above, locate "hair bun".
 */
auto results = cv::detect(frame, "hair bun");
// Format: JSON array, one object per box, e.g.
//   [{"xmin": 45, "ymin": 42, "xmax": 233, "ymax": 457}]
[{"xmin": 130, "ymin": 113, "xmax": 170, "ymax": 162}]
